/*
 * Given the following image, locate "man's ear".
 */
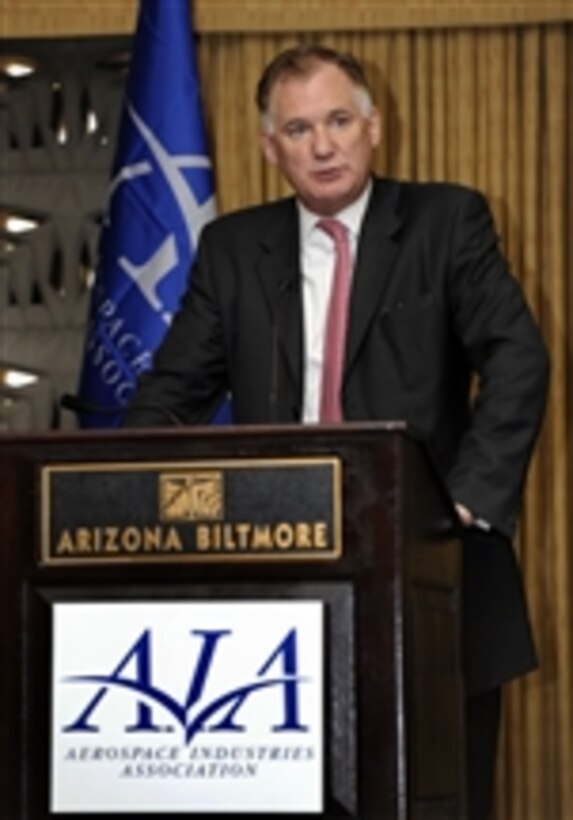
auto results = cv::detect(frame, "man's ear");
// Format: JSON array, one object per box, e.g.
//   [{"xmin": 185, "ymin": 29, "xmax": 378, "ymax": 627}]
[
  {"xmin": 369, "ymin": 106, "xmax": 382, "ymax": 148},
  {"xmin": 259, "ymin": 131, "xmax": 278, "ymax": 165}
]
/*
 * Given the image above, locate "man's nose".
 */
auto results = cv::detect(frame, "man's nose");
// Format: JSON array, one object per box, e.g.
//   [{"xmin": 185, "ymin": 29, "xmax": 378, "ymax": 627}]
[{"xmin": 311, "ymin": 125, "xmax": 335, "ymax": 157}]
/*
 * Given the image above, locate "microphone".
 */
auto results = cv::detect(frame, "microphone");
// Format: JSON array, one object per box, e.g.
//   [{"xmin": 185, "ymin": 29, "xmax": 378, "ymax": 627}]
[{"xmin": 60, "ymin": 394, "xmax": 183, "ymax": 427}]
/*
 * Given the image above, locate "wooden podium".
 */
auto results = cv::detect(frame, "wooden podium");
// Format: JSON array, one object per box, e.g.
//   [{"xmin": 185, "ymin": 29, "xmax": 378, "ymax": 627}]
[{"xmin": 0, "ymin": 422, "xmax": 465, "ymax": 819}]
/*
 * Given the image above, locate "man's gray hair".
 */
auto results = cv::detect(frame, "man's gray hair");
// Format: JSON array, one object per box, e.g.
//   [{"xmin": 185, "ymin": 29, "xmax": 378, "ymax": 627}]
[{"xmin": 256, "ymin": 44, "xmax": 374, "ymax": 133}]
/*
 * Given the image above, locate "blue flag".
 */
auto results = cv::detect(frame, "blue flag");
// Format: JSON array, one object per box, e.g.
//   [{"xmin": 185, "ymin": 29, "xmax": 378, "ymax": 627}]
[{"xmin": 78, "ymin": 0, "xmax": 217, "ymax": 426}]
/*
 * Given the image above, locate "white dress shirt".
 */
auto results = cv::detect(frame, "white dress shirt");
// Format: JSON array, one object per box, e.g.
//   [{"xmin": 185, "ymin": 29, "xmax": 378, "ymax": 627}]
[{"xmin": 298, "ymin": 182, "xmax": 372, "ymax": 423}]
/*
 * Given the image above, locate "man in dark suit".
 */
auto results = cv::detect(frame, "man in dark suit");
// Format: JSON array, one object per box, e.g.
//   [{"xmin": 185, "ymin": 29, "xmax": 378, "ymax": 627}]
[{"xmin": 125, "ymin": 45, "xmax": 549, "ymax": 818}]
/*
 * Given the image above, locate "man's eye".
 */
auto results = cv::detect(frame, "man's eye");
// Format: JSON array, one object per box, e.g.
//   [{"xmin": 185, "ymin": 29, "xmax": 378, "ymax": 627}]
[
  {"xmin": 285, "ymin": 122, "xmax": 309, "ymax": 138},
  {"xmin": 330, "ymin": 112, "xmax": 352, "ymax": 127}
]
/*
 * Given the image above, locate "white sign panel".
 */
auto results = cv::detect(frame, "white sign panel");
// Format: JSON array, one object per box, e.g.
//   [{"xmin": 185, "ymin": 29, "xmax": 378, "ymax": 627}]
[{"xmin": 51, "ymin": 600, "xmax": 323, "ymax": 813}]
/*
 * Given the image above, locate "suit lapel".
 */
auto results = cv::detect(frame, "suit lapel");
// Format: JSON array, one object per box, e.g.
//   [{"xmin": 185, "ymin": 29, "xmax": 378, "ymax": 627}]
[
  {"xmin": 253, "ymin": 182, "xmax": 403, "ymax": 408},
  {"xmin": 256, "ymin": 200, "xmax": 303, "ymax": 398},
  {"xmin": 345, "ymin": 179, "xmax": 403, "ymax": 377}
]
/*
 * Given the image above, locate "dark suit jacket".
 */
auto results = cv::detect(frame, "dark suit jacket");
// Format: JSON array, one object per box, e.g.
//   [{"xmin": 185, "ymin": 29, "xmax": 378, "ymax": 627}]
[{"xmin": 126, "ymin": 177, "xmax": 549, "ymax": 693}]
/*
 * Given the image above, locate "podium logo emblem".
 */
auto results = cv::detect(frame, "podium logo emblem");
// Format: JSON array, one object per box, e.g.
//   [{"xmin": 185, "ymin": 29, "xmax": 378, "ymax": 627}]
[
  {"xmin": 51, "ymin": 602, "xmax": 323, "ymax": 812},
  {"xmin": 159, "ymin": 471, "xmax": 223, "ymax": 521},
  {"xmin": 61, "ymin": 626, "xmax": 310, "ymax": 743}
]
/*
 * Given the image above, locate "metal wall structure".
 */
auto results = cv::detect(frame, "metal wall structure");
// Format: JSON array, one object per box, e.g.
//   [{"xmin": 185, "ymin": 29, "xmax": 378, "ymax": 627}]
[{"xmin": 0, "ymin": 38, "xmax": 128, "ymax": 429}]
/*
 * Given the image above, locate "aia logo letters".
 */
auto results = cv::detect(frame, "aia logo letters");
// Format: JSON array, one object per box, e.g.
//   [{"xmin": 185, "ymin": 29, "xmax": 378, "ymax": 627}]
[{"xmin": 62, "ymin": 628, "xmax": 310, "ymax": 744}]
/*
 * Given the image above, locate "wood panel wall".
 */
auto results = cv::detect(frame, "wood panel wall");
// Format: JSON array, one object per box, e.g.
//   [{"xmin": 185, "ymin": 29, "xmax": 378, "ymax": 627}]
[{"xmin": 2, "ymin": 2, "xmax": 572, "ymax": 818}]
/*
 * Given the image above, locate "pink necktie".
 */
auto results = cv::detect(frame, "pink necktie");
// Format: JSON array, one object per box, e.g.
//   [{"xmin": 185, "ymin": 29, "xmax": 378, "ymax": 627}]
[{"xmin": 318, "ymin": 218, "xmax": 352, "ymax": 423}]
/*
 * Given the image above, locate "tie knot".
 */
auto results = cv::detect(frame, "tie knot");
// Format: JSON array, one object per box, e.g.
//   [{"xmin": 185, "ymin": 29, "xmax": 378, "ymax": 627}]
[{"xmin": 317, "ymin": 218, "xmax": 348, "ymax": 247}]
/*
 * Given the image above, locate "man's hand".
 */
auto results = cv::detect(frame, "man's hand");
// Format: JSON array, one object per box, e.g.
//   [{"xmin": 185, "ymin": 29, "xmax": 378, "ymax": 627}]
[{"xmin": 455, "ymin": 502, "xmax": 475, "ymax": 527}]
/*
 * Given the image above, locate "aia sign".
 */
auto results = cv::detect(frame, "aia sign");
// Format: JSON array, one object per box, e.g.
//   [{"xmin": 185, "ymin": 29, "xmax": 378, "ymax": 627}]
[
  {"xmin": 62, "ymin": 627, "xmax": 309, "ymax": 744},
  {"xmin": 51, "ymin": 600, "xmax": 324, "ymax": 813}
]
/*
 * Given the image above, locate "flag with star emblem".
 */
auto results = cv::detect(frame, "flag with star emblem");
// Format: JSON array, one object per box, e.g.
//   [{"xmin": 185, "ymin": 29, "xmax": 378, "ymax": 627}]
[{"xmin": 77, "ymin": 0, "xmax": 219, "ymax": 426}]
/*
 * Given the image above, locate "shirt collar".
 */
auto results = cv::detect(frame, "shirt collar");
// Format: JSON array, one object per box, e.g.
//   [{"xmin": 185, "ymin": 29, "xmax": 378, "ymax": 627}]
[{"xmin": 298, "ymin": 178, "xmax": 373, "ymax": 243}]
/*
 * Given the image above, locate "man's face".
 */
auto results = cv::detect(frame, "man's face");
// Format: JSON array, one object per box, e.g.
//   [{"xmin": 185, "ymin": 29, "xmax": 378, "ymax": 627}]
[{"xmin": 260, "ymin": 62, "xmax": 381, "ymax": 216}]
